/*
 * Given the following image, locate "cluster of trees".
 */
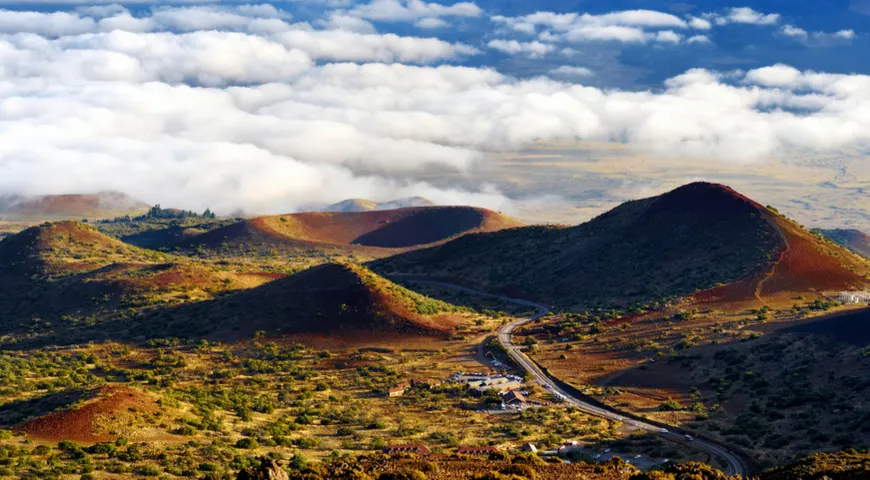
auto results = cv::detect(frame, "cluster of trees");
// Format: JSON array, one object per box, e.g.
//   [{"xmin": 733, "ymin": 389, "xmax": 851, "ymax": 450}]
[{"xmin": 102, "ymin": 204, "xmax": 216, "ymax": 223}]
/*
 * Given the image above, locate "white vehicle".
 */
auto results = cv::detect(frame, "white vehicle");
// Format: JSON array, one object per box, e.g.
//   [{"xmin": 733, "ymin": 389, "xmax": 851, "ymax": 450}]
[
  {"xmin": 684, "ymin": 434, "xmax": 694, "ymax": 442},
  {"xmin": 660, "ymin": 428, "xmax": 669, "ymax": 433},
  {"xmin": 604, "ymin": 448, "xmax": 611, "ymax": 453},
  {"xmin": 634, "ymin": 455, "xmax": 642, "ymax": 459}
]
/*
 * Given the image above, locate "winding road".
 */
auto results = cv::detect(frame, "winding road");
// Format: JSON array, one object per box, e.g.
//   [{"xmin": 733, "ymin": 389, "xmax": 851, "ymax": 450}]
[{"xmin": 405, "ymin": 279, "xmax": 750, "ymax": 477}]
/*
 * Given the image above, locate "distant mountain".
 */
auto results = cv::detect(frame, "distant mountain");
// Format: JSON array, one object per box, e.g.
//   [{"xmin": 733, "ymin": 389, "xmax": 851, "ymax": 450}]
[
  {"xmin": 814, "ymin": 228, "xmax": 870, "ymax": 259},
  {"xmin": 0, "ymin": 192, "xmax": 149, "ymax": 221},
  {"xmin": 373, "ymin": 182, "xmax": 870, "ymax": 310},
  {"xmin": 177, "ymin": 206, "xmax": 524, "ymax": 259},
  {"xmin": 324, "ymin": 198, "xmax": 380, "ymax": 212},
  {"xmin": 323, "ymin": 196, "xmax": 435, "ymax": 213}
]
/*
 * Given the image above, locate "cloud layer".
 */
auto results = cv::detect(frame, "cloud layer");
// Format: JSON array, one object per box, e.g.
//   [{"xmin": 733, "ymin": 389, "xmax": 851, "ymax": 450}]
[{"xmin": 0, "ymin": 2, "xmax": 864, "ymax": 215}]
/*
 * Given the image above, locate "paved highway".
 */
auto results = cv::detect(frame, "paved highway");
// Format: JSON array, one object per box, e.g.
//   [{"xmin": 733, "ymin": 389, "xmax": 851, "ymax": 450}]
[{"xmin": 405, "ymin": 279, "xmax": 749, "ymax": 476}]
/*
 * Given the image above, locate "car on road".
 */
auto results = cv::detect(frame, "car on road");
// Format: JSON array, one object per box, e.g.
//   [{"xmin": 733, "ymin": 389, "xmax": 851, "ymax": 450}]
[{"xmin": 684, "ymin": 435, "xmax": 693, "ymax": 441}]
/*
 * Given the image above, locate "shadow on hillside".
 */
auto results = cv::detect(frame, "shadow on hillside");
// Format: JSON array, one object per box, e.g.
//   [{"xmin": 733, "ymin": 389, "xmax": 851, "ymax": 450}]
[{"xmin": 0, "ymin": 388, "xmax": 91, "ymax": 428}]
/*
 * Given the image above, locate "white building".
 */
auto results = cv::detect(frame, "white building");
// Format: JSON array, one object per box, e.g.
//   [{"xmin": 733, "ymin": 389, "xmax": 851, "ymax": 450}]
[{"xmin": 838, "ymin": 291, "xmax": 870, "ymax": 304}]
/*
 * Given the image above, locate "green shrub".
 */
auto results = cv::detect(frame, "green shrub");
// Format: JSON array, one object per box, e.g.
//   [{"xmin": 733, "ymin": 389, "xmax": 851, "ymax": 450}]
[{"xmin": 235, "ymin": 438, "xmax": 259, "ymax": 449}]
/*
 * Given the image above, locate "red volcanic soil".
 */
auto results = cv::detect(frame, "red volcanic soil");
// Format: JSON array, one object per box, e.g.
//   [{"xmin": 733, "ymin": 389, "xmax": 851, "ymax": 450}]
[
  {"xmin": 183, "ymin": 206, "xmax": 524, "ymax": 252},
  {"xmin": 16, "ymin": 386, "xmax": 159, "ymax": 443},
  {"xmin": 759, "ymin": 216, "xmax": 868, "ymax": 296},
  {"xmin": 693, "ymin": 208, "xmax": 869, "ymax": 308}
]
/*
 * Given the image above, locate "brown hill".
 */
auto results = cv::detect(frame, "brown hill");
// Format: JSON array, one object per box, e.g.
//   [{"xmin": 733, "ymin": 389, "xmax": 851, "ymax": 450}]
[
  {"xmin": 137, "ymin": 262, "xmax": 466, "ymax": 340},
  {"xmin": 0, "ymin": 221, "xmax": 150, "ymax": 275},
  {"xmin": 14, "ymin": 386, "xmax": 160, "ymax": 442},
  {"xmin": 373, "ymin": 183, "xmax": 870, "ymax": 310},
  {"xmin": 815, "ymin": 228, "xmax": 870, "ymax": 260},
  {"xmin": 0, "ymin": 192, "xmax": 149, "ymax": 221},
  {"xmin": 180, "ymin": 206, "xmax": 524, "ymax": 257}
]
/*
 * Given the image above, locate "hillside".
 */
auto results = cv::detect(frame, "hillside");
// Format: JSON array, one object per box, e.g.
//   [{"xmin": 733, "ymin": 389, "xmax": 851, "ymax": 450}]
[
  {"xmin": 815, "ymin": 228, "xmax": 870, "ymax": 259},
  {"xmin": 138, "ymin": 262, "xmax": 467, "ymax": 340},
  {"xmin": 0, "ymin": 222, "xmax": 280, "ymax": 345},
  {"xmin": 179, "ymin": 206, "xmax": 524, "ymax": 258},
  {"xmin": 12, "ymin": 386, "xmax": 161, "ymax": 442},
  {"xmin": 373, "ymin": 183, "xmax": 870, "ymax": 310},
  {"xmin": 0, "ymin": 221, "xmax": 155, "ymax": 276},
  {"xmin": 0, "ymin": 192, "xmax": 149, "ymax": 221}
]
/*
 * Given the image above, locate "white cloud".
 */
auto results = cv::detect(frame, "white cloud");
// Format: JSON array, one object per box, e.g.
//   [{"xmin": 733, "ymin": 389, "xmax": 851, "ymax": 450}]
[
  {"xmin": 743, "ymin": 64, "xmax": 802, "ymax": 87},
  {"xmin": 548, "ymin": 65, "xmax": 594, "ymax": 78},
  {"xmin": 415, "ymin": 17, "xmax": 447, "ymax": 29},
  {"xmin": 494, "ymin": 9, "xmax": 689, "ymax": 33},
  {"xmin": 781, "ymin": 24, "xmax": 808, "ymax": 39},
  {"xmin": 655, "ymin": 31, "xmax": 682, "ymax": 43},
  {"xmin": 345, "ymin": 0, "xmax": 482, "ymax": 22},
  {"xmin": 0, "ymin": 5, "xmax": 868, "ymax": 215},
  {"xmin": 487, "ymin": 39, "xmax": 554, "ymax": 57},
  {"xmin": 318, "ymin": 13, "xmax": 377, "ymax": 33},
  {"xmin": 687, "ymin": 16, "xmax": 712, "ymax": 30},
  {"xmin": 494, "ymin": 9, "xmax": 698, "ymax": 44},
  {"xmin": 707, "ymin": 7, "xmax": 780, "ymax": 26},
  {"xmin": 780, "ymin": 25, "xmax": 857, "ymax": 45}
]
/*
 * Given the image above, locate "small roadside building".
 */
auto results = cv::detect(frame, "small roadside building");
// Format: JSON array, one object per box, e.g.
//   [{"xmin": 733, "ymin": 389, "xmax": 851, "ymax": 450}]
[
  {"xmin": 502, "ymin": 390, "xmax": 526, "ymax": 406},
  {"xmin": 388, "ymin": 383, "xmax": 409, "ymax": 397},
  {"xmin": 521, "ymin": 443, "xmax": 537, "ymax": 453}
]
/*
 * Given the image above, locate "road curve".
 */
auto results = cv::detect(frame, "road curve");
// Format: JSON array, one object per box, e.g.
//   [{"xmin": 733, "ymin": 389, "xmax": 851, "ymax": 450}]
[{"xmin": 404, "ymin": 279, "xmax": 749, "ymax": 477}]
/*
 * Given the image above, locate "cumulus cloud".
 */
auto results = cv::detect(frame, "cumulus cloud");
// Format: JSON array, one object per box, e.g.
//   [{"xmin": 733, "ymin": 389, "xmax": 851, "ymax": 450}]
[
  {"xmin": 493, "ymin": 9, "xmax": 696, "ymax": 44},
  {"xmin": 344, "ymin": 0, "xmax": 482, "ymax": 22},
  {"xmin": 318, "ymin": 13, "xmax": 377, "ymax": 33},
  {"xmin": 487, "ymin": 39, "xmax": 554, "ymax": 57},
  {"xmin": 687, "ymin": 35, "xmax": 711, "ymax": 44},
  {"xmin": 0, "ymin": 4, "xmax": 868, "ymax": 215},
  {"xmin": 548, "ymin": 65, "xmax": 594, "ymax": 79},
  {"xmin": 706, "ymin": 7, "xmax": 780, "ymax": 26},
  {"xmin": 415, "ymin": 17, "xmax": 447, "ymax": 29},
  {"xmin": 780, "ymin": 25, "xmax": 857, "ymax": 45}
]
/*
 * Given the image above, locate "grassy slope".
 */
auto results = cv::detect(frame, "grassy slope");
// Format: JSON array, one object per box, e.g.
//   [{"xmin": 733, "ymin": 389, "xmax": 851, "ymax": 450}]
[
  {"xmin": 0, "ymin": 222, "xmax": 279, "ymax": 345},
  {"xmin": 374, "ymin": 183, "xmax": 785, "ymax": 310},
  {"xmin": 134, "ymin": 262, "xmax": 467, "ymax": 340},
  {"xmin": 815, "ymin": 228, "xmax": 870, "ymax": 260},
  {"xmin": 619, "ymin": 308, "xmax": 870, "ymax": 467}
]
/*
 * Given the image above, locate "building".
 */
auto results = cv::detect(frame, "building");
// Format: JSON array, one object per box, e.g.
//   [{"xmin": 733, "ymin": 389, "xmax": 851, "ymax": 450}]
[
  {"xmin": 471, "ymin": 379, "xmax": 524, "ymax": 395},
  {"xmin": 521, "ymin": 443, "xmax": 537, "ymax": 453},
  {"xmin": 411, "ymin": 379, "xmax": 442, "ymax": 389},
  {"xmin": 502, "ymin": 391, "xmax": 527, "ymax": 406},
  {"xmin": 838, "ymin": 291, "xmax": 870, "ymax": 304},
  {"xmin": 388, "ymin": 383, "xmax": 409, "ymax": 398},
  {"xmin": 383, "ymin": 445, "xmax": 431, "ymax": 456},
  {"xmin": 457, "ymin": 446, "xmax": 501, "ymax": 456}
]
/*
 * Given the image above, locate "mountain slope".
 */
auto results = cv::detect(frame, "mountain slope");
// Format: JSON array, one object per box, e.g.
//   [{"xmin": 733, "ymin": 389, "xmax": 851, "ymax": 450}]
[
  {"xmin": 815, "ymin": 228, "xmax": 870, "ymax": 260},
  {"xmin": 137, "ymin": 262, "xmax": 465, "ymax": 340},
  {"xmin": 373, "ymin": 183, "xmax": 870, "ymax": 310},
  {"xmin": 180, "ymin": 206, "xmax": 524, "ymax": 257},
  {"xmin": 0, "ymin": 192, "xmax": 149, "ymax": 221},
  {"xmin": 323, "ymin": 197, "xmax": 435, "ymax": 213}
]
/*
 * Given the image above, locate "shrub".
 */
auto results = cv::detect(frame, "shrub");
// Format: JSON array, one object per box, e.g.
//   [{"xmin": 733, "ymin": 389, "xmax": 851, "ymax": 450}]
[
  {"xmin": 377, "ymin": 470, "xmax": 427, "ymax": 480},
  {"xmin": 235, "ymin": 438, "xmax": 259, "ymax": 449}
]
